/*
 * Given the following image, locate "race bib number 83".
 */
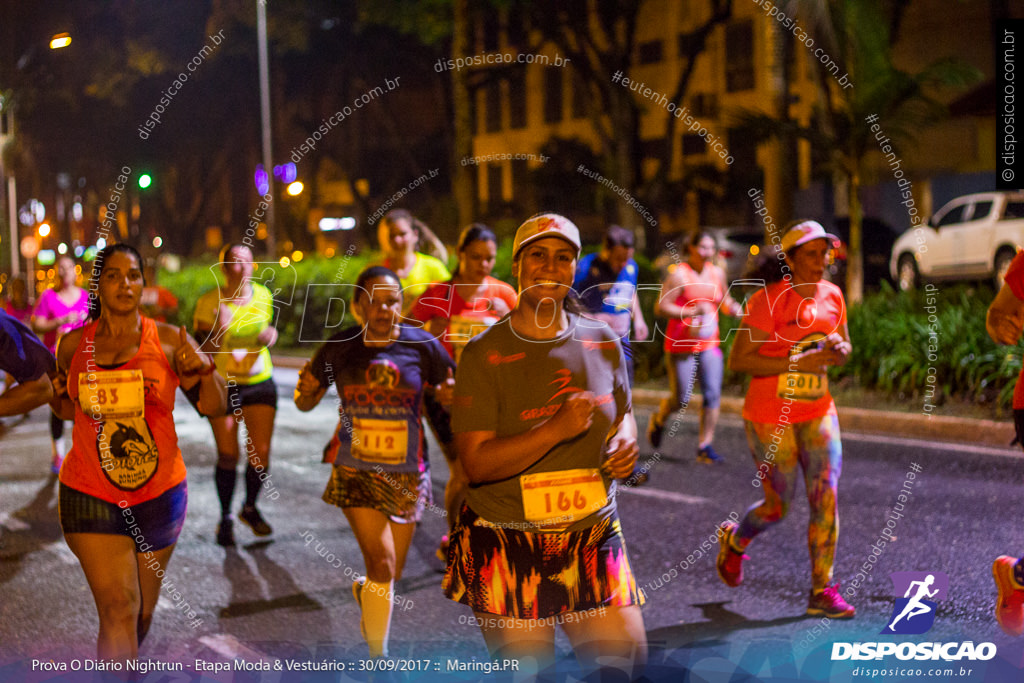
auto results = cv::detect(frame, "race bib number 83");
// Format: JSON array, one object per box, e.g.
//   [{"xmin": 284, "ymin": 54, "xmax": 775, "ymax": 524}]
[{"xmin": 78, "ymin": 369, "xmax": 146, "ymax": 419}]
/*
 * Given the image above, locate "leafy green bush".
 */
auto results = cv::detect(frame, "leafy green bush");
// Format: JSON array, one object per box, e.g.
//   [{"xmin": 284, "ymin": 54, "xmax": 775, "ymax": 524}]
[
  {"xmin": 839, "ymin": 282, "xmax": 1019, "ymax": 411},
  {"xmin": 642, "ymin": 279, "xmax": 1019, "ymax": 411},
  {"xmin": 161, "ymin": 252, "xmax": 379, "ymax": 349}
]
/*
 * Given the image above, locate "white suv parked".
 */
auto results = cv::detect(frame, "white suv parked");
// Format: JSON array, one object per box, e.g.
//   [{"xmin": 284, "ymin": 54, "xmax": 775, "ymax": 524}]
[{"xmin": 889, "ymin": 191, "xmax": 1024, "ymax": 291}]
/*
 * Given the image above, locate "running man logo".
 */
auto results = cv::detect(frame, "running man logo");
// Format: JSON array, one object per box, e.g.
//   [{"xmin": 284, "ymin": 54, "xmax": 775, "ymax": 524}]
[{"xmin": 881, "ymin": 571, "xmax": 949, "ymax": 635}]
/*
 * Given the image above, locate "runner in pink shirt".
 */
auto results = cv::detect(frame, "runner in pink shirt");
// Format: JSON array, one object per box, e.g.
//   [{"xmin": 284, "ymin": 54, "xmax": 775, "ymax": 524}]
[{"xmin": 31, "ymin": 256, "xmax": 89, "ymax": 473}]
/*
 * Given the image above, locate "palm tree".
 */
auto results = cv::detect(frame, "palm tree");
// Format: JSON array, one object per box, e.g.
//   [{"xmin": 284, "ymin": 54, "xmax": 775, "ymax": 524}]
[{"xmin": 733, "ymin": 0, "xmax": 979, "ymax": 302}]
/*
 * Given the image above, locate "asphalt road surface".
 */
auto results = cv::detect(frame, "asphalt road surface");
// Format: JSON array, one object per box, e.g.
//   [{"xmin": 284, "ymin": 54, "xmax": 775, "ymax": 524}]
[{"xmin": 2, "ymin": 367, "xmax": 1024, "ymax": 682}]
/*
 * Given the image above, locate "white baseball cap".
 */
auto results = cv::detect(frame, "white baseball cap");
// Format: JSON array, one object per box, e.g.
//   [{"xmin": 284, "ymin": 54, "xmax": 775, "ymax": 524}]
[
  {"xmin": 512, "ymin": 213, "xmax": 582, "ymax": 258},
  {"xmin": 780, "ymin": 220, "xmax": 838, "ymax": 252}
]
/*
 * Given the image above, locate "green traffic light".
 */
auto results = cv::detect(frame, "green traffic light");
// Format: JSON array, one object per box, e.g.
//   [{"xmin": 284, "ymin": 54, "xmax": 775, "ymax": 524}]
[{"xmin": 138, "ymin": 174, "xmax": 152, "ymax": 189}]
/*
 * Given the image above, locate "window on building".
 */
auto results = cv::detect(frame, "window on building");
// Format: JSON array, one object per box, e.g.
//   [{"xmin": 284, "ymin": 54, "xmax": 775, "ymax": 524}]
[
  {"xmin": 470, "ymin": 88, "xmax": 479, "ymax": 136},
  {"xmin": 727, "ymin": 127, "xmax": 757, "ymax": 168},
  {"xmin": 544, "ymin": 68, "xmax": 563, "ymax": 124},
  {"xmin": 571, "ymin": 70, "xmax": 588, "ymax": 119},
  {"xmin": 482, "ymin": 9, "xmax": 500, "ymax": 53},
  {"xmin": 485, "ymin": 80, "xmax": 502, "ymax": 133},
  {"xmin": 690, "ymin": 92, "xmax": 718, "ymax": 119},
  {"xmin": 725, "ymin": 127, "xmax": 762, "ymax": 192},
  {"xmin": 637, "ymin": 40, "xmax": 663, "ymax": 64},
  {"xmin": 725, "ymin": 21, "xmax": 755, "ymax": 92},
  {"xmin": 511, "ymin": 159, "xmax": 530, "ymax": 204},
  {"xmin": 682, "ymin": 134, "xmax": 706, "ymax": 156},
  {"xmin": 509, "ymin": 68, "xmax": 527, "ymax": 129},
  {"xmin": 506, "ymin": 14, "xmax": 527, "ymax": 49},
  {"xmin": 641, "ymin": 137, "xmax": 667, "ymax": 161},
  {"xmin": 487, "ymin": 164, "xmax": 504, "ymax": 206}
]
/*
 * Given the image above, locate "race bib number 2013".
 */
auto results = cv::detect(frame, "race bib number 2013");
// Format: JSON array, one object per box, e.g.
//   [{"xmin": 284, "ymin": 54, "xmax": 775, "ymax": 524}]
[{"xmin": 777, "ymin": 371, "xmax": 828, "ymax": 401}]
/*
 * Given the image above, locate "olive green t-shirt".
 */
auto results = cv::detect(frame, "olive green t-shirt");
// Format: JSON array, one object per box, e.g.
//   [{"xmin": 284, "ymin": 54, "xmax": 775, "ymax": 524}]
[{"xmin": 452, "ymin": 313, "xmax": 630, "ymax": 532}]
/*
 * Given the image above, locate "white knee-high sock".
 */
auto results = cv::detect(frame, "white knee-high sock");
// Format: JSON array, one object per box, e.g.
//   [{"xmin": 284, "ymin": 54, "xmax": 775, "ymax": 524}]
[{"xmin": 361, "ymin": 578, "xmax": 394, "ymax": 657}]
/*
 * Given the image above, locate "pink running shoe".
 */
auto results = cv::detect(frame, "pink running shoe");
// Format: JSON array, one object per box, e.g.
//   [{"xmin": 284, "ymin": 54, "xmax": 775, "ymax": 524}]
[
  {"xmin": 993, "ymin": 556, "xmax": 1024, "ymax": 636},
  {"xmin": 716, "ymin": 521, "xmax": 748, "ymax": 587},
  {"xmin": 807, "ymin": 583, "xmax": 856, "ymax": 619}
]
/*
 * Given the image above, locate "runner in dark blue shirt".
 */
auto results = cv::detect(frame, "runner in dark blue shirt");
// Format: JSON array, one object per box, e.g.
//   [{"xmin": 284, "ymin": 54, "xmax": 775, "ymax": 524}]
[
  {"xmin": 294, "ymin": 265, "xmax": 455, "ymax": 658},
  {"xmin": 0, "ymin": 309, "xmax": 55, "ymax": 417}
]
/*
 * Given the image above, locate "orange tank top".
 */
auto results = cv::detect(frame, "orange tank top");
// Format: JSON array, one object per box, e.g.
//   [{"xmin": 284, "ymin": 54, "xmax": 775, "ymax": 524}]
[
  {"xmin": 664, "ymin": 262, "xmax": 725, "ymax": 353},
  {"xmin": 60, "ymin": 317, "xmax": 185, "ymax": 506}
]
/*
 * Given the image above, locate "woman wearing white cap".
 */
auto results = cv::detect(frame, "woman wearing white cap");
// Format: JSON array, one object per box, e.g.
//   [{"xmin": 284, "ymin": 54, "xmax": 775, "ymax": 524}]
[
  {"xmin": 444, "ymin": 213, "xmax": 646, "ymax": 678},
  {"xmin": 717, "ymin": 220, "xmax": 856, "ymax": 619}
]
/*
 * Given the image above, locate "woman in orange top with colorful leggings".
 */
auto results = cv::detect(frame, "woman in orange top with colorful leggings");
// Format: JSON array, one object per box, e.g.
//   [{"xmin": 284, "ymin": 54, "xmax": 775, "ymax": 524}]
[
  {"xmin": 717, "ymin": 221, "xmax": 855, "ymax": 620},
  {"xmin": 52, "ymin": 244, "xmax": 226, "ymax": 661}
]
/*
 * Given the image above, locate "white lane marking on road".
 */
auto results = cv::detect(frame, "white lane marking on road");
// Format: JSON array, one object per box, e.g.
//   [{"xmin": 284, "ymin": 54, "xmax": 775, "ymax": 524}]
[
  {"xmin": 272, "ymin": 460, "xmax": 312, "ymax": 474},
  {"xmin": 842, "ymin": 430, "xmax": 1020, "ymax": 458},
  {"xmin": 428, "ymin": 471, "xmax": 708, "ymax": 505},
  {"xmin": 198, "ymin": 633, "xmax": 272, "ymax": 662},
  {"xmin": 0, "ymin": 425, "xmax": 51, "ymax": 442},
  {"xmin": 617, "ymin": 486, "xmax": 709, "ymax": 505},
  {"xmin": 50, "ymin": 542, "xmax": 80, "ymax": 566},
  {"xmin": 0, "ymin": 512, "xmax": 30, "ymax": 532}
]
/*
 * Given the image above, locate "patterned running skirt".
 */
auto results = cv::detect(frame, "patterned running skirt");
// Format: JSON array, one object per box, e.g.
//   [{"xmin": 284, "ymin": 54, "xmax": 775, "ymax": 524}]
[
  {"xmin": 442, "ymin": 504, "xmax": 644, "ymax": 620},
  {"xmin": 322, "ymin": 463, "xmax": 432, "ymax": 524}
]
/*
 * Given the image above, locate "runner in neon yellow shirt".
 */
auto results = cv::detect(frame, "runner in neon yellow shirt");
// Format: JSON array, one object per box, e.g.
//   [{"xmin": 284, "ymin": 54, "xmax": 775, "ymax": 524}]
[{"xmin": 194, "ymin": 243, "xmax": 279, "ymax": 546}]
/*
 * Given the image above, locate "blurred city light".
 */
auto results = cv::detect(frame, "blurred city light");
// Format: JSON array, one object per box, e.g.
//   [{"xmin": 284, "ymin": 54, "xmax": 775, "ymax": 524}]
[
  {"xmin": 255, "ymin": 165, "xmax": 270, "ymax": 195},
  {"xmin": 292, "ymin": 250, "xmax": 304, "ymax": 262},
  {"xmin": 49, "ymin": 33, "xmax": 72, "ymax": 50},
  {"xmin": 57, "ymin": 243, "xmax": 67, "ymax": 254},
  {"xmin": 286, "ymin": 181, "xmax": 303, "ymax": 196},
  {"xmin": 138, "ymin": 173, "xmax": 152, "ymax": 189},
  {"xmin": 153, "ymin": 236, "xmax": 163, "ymax": 248},
  {"xmin": 274, "ymin": 163, "xmax": 297, "ymax": 184},
  {"xmin": 318, "ymin": 216, "xmax": 356, "ymax": 231},
  {"xmin": 38, "ymin": 223, "xmax": 50, "ymax": 237},
  {"xmin": 279, "ymin": 256, "xmax": 290, "ymax": 267}
]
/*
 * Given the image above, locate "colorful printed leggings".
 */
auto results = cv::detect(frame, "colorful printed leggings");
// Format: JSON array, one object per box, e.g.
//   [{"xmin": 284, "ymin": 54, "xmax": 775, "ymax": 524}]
[{"xmin": 734, "ymin": 415, "xmax": 843, "ymax": 591}]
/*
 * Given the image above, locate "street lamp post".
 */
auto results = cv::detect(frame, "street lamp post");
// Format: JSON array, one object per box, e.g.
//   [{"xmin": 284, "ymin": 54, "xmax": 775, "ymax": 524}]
[
  {"xmin": 2, "ymin": 95, "xmax": 17, "ymax": 277},
  {"xmin": 257, "ymin": 1, "xmax": 276, "ymax": 257},
  {"xmin": 1, "ymin": 33, "xmax": 72, "ymax": 279}
]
